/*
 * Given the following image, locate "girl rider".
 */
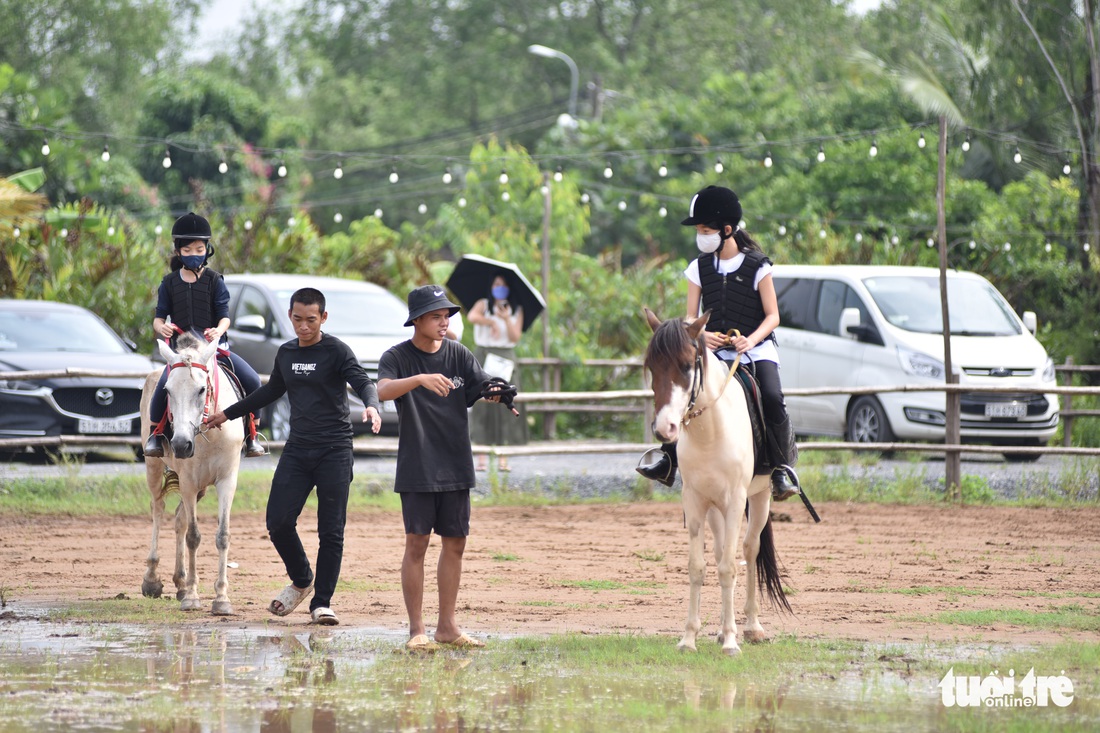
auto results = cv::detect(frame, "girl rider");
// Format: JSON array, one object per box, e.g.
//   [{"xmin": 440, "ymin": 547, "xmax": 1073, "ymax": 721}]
[{"xmin": 144, "ymin": 211, "xmax": 265, "ymax": 459}]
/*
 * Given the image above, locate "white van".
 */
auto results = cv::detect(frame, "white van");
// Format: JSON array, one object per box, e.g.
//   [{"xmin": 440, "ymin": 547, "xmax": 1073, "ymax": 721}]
[{"xmin": 771, "ymin": 265, "xmax": 1059, "ymax": 460}]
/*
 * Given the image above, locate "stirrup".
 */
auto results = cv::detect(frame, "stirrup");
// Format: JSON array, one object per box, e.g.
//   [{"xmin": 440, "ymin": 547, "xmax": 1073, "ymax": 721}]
[
  {"xmin": 636, "ymin": 447, "xmax": 676, "ymax": 487},
  {"xmin": 244, "ymin": 432, "xmax": 267, "ymax": 458},
  {"xmin": 144, "ymin": 433, "xmax": 166, "ymax": 458},
  {"xmin": 770, "ymin": 464, "xmax": 800, "ymax": 502}
]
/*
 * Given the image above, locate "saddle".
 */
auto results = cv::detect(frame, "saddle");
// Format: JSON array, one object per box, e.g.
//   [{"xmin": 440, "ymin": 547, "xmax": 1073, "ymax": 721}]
[{"xmin": 725, "ymin": 360, "xmax": 771, "ymax": 477}]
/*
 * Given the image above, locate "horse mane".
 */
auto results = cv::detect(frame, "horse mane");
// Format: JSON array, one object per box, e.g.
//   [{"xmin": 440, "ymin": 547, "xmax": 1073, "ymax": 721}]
[
  {"xmin": 174, "ymin": 331, "xmax": 205, "ymax": 356},
  {"xmin": 644, "ymin": 318, "xmax": 707, "ymax": 379}
]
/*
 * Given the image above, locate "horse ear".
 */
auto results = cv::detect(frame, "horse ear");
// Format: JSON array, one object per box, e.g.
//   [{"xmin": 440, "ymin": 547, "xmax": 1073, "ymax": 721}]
[
  {"xmin": 157, "ymin": 339, "xmax": 177, "ymax": 364},
  {"xmin": 687, "ymin": 310, "xmax": 712, "ymax": 340},
  {"xmin": 198, "ymin": 337, "xmax": 220, "ymax": 364},
  {"xmin": 644, "ymin": 307, "xmax": 662, "ymax": 333}
]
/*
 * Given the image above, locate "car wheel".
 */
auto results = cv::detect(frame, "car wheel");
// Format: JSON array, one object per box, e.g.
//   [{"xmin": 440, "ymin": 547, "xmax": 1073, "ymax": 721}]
[
  {"xmin": 263, "ymin": 395, "xmax": 292, "ymax": 443},
  {"xmin": 847, "ymin": 396, "xmax": 895, "ymax": 444}
]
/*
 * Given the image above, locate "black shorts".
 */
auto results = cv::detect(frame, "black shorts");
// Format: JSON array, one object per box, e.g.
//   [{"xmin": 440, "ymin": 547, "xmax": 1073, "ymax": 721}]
[{"xmin": 400, "ymin": 490, "xmax": 471, "ymax": 537}]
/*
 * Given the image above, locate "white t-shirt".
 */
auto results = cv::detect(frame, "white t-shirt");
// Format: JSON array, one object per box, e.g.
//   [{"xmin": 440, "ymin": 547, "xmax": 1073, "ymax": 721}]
[
  {"xmin": 683, "ymin": 253, "xmax": 780, "ymax": 366},
  {"xmin": 472, "ymin": 299, "xmax": 520, "ymax": 348}
]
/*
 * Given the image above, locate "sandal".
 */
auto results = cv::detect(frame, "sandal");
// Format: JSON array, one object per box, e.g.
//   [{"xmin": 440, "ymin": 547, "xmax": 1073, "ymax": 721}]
[
  {"xmin": 437, "ymin": 632, "xmax": 485, "ymax": 649},
  {"xmin": 310, "ymin": 607, "xmax": 339, "ymax": 626},
  {"xmin": 405, "ymin": 634, "xmax": 440, "ymax": 652},
  {"xmin": 269, "ymin": 582, "xmax": 313, "ymax": 617}
]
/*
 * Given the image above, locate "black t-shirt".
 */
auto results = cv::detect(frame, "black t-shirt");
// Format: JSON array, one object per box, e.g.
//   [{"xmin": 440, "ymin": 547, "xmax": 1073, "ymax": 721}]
[
  {"xmin": 225, "ymin": 333, "xmax": 379, "ymax": 447},
  {"xmin": 378, "ymin": 338, "xmax": 491, "ymax": 492}
]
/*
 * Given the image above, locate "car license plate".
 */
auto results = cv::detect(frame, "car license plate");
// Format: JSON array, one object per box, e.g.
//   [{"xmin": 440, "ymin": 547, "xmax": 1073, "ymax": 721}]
[
  {"xmin": 985, "ymin": 403, "xmax": 1026, "ymax": 418},
  {"xmin": 382, "ymin": 400, "xmax": 397, "ymax": 413},
  {"xmin": 78, "ymin": 418, "xmax": 133, "ymax": 434}
]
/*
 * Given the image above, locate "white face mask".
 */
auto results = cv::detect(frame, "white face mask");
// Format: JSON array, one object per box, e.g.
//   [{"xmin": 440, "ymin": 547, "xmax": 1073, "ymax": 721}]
[{"xmin": 696, "ymin": 232, "xmax": 722, "ymax": 254}]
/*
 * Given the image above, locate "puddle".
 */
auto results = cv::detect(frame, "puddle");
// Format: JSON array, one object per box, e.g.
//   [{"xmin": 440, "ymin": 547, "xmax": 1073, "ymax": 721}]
[{"xmin": 0, "ymin": 613, "xmax": 1094, "ymax": 732}]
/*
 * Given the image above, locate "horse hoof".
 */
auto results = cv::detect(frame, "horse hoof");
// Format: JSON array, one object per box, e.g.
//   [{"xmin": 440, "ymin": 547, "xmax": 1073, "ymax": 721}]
[
  {"xmin": 677, "ymin": 641, "xmax": 697, "ymax": 653},
  {"xmin": 211, "ymin": 601, "xmax": 234, "ymax": 616},
  {"xmin": 141, "ymin": 580, "xmax": 163, "ymax": 598},
  {"xmin": 180, "ymin": 598, "xmax": 202, "ymax": 612},
  {"xmin": 722, "ymin": 645, "xmax": 743, "ymax": 657},
  {"xmin": 743, "ymin": 629, "xmax": 767, "ymax": 644},
  {"xmin": 176, "ymin": 589, "xmax": 187, "ymax": 601}
]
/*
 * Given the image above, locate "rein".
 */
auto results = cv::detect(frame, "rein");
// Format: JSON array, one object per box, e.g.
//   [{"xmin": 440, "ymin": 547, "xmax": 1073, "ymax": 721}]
[
  {"xmin": 681, "ymin": 330, "xmax": 742, "ymax": 426},
  {"xmin": 164, "ymin": 332, "xmax": 221, "ymax": 430}
]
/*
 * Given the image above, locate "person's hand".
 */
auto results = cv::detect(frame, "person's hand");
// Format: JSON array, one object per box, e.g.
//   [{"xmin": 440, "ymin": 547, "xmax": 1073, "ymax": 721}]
[
  {"xmin": 205, "ymin": 411, "xmax": 228, "ymax": 430},
  {"xmin": 704, "ymin": 331, "xmax": 728, "ymax": 351},
  {"xmin": 496, "ymin": 301, "xmax": 512, "ymax": 318},
  {"xmin": 203, "ymin": 327, "xmax": 222, "ymax": 343},
  {"xmin": 155, "ymin": 322, "xmax": 175, "ymax": 339},
  {"xmin": 419, "ymin": 373, "xmax": 455, "ymax": 397},
  {"xmin": 363, "ymin": 406, "xmax": 382, "ymax": 434},
  {"xmin": 731, "ymin": 333, "xmax": 755, "ymax": 354}
]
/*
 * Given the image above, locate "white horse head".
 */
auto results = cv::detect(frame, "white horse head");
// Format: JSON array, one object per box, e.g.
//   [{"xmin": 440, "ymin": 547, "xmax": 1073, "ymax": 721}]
[{"xmin": 157, "ymin": 332, "xmax": 219, "ymax": 459}]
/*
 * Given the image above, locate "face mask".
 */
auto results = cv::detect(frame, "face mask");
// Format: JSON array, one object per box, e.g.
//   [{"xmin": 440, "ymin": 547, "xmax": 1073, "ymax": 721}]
[
  {"xmin": 180, "ymin": 254, "xmax": 206, "ymax": 270},
  {"xmin": 696, "ymin": 232, "xmax": 722, "ymax": 254},
  {"xmin": 492, "ymin": 285, "xmax": 510, "ymax": 300}
]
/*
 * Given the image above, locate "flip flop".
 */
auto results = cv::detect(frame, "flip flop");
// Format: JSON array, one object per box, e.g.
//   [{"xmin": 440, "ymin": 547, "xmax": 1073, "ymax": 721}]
[
  {"xmin": 438, "ymin": 633, "xmax": 485, "ymax": 649},
  {"xmin": 405, "ymin": 634, "xmax": 440, "ymax": 652},
  {"xmin": 269, "ymin": 582, "xmax": 313, "ymax": 617},
  {"xmin": 310, "ymin": 607, "xmax": 339, "ymax": 626}
]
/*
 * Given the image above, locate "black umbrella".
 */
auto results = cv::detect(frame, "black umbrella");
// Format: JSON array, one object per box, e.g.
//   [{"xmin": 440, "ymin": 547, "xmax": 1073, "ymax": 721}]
[{"xmin": 445, "ymin": 254, "xmax": 546, "ymax": 332}]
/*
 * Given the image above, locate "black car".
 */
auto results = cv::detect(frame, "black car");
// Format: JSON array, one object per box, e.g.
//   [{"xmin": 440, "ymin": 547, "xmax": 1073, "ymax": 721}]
[{"xmin": 0, "ymin": 299, "xmax": 156, "ymax": 456}]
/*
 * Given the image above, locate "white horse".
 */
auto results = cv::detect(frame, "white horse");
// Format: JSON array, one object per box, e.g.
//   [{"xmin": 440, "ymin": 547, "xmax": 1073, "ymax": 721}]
[
  {"xmin": 139, "ymin": 332, "xmax": 244, "ymax": 614},
  {"xmin": 643, "ymin": 308, "xmax": 790, "ymax": 655}
]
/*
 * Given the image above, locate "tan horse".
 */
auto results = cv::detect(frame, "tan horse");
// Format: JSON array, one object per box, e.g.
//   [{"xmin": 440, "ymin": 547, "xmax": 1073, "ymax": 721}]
[
  {"xmin": 643, "ymin": 308, "xmax": 790, "ymax": 655},
  {"xmin": 139, "ymin": 332, "xmax": 244, "ymax": 615}
]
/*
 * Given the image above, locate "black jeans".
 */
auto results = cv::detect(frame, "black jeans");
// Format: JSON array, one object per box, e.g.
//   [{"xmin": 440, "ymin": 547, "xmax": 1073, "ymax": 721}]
[
  {"xmin": 751, "ymin": 359, "xmax": 789, "ymax": 425},
  {"xmin": 266, "ymin": 442, "xmax": 354, "ymax": 611}
]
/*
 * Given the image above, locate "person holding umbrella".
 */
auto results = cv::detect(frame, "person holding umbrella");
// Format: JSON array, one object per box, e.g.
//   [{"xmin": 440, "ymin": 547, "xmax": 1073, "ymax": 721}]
[{"xmin": 465, "ymin": 273, "xmax": 529, "ymax": 471}]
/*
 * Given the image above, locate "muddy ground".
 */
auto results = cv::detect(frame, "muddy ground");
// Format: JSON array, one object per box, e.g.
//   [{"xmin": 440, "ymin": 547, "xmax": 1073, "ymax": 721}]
[{"xmin": 2, "ymin": 501, "xmax": 1098, "ymax": 644}]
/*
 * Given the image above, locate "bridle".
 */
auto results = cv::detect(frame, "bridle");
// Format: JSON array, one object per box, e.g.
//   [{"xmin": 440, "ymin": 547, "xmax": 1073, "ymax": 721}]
[
  {"xmin": 681, "ymin": 329, "xmax": 742, "ymax": 426},
  {"xmin": 164, "ymin": 328, "xmax": 221, "ymax": 438}
]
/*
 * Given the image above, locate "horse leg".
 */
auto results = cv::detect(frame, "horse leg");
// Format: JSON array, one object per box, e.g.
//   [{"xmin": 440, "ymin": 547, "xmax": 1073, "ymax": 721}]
[
  {"xmin": 717, "ymin": 498, "xmax": 745, "ymax": 656},
  {"xmin": 678, "ymin": 493, "xmax": 708, "ymax": 652},
  {"xmin": 177, "ymin": 491, "xmax": 203, "ymax": 611},
  {"xmin": 705, "ymin": 506, "xmax": 726, "ymax": 645},
  {"xmin": 172, "ymin": 499, "xmax": 188, "ymax": 600},
  {"xmin": 741, "ymin": 487, "xmax": 771, "ymax": 643},
  {"xmin": 142, "ymin": 461, "xmax": 166, "ymax": 598},
  {"xmin": 210, "ymin": 473, "xmax": 239, "ymax": 616}
]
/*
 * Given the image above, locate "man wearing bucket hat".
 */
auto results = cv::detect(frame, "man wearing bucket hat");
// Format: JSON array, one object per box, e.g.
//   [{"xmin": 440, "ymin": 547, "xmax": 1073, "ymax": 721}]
[
  {"xmin": 377, "ymin": 284, "xmax": 515, "ymax": 650},
  {"xmin": 636, "ymin": 185, "xmax": 802, "ymax": 502}
]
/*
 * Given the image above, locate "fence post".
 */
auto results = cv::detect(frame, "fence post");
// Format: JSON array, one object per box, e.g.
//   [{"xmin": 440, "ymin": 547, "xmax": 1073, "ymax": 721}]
[{"xmin": 1062, "ymin": 356, "xmax": 1075, "ymax": 447}]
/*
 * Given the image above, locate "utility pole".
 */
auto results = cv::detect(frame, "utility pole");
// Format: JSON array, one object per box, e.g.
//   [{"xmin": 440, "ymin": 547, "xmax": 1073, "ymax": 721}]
[{"xmin": 937, "ymin": 116, "xmax": 961, "ymax": 499}]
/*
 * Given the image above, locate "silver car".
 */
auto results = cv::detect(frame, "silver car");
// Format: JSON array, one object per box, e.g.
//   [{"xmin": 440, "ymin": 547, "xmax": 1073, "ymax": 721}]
[{"xmin": 223, "ymin": 274, "xmax": 411, "ymax": 440}]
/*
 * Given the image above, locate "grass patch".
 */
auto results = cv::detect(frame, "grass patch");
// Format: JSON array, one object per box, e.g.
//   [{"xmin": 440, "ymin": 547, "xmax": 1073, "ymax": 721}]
[
  {"xmin": 632, "ymin": 549, "xmax": 664, "ymax": 562},
  {"xmin": 556, "ymin": 579, "xmax": 627, "ymax": 591},
  {"xmin": 490, "ymin": 551, "xmax": 519, "ymax": 562},
  {"xmin": 871, "ymin": 585, "xmax": 988, "ymax": 597},
  {"xmin": 914, "ymin": 605, "xmax": 1100, "ymax": 632}
]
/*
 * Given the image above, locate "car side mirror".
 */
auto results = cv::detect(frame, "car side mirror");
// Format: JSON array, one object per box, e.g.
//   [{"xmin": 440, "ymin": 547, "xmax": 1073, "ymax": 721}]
[
  {"xmin": 1022, "ymin": 311, "xmax": 1037, "ymax": 334},
  {"xmin": 123, "ymin": 338, "xmax": 139, "ymax": 352},
  {"xmin": 839, "ymin": 307, "xmax": 862, "ymax": 340},
  {"xmin": 236, "ymin": 314, "xmax": 267, "ymax": 335}
]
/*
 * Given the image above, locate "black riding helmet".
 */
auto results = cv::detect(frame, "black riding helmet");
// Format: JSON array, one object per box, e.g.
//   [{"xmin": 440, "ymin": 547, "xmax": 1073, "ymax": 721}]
[
  {"xmin": 681, "ymin": 185, "xmax": 742, "ymax": 228},
  {"xmin": 171, "ymin": 211, "xmax": 215, "ymax": 261}
]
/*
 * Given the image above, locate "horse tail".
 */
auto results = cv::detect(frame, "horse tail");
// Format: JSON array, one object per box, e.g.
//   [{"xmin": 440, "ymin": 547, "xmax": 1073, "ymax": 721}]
[{"xmin": 756, "ymin": 516, "xmax": 792, "ymax": 614}]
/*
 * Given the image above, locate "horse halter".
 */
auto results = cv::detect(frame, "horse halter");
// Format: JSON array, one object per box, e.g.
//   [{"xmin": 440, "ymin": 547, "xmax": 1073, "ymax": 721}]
[
  {"xmin": 681, "ymin": 329, "xmax": 742, "ymax": 426},
  {"xmin": 165, "ymin": 352, "xmax": 220, "ymax": 429}
]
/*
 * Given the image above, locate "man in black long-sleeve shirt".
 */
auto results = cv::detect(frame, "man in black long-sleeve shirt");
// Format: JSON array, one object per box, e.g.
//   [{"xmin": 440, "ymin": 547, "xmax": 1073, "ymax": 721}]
[{"xmin": 207, "ymin": 287, "xmax": 381, "ymax": 626}]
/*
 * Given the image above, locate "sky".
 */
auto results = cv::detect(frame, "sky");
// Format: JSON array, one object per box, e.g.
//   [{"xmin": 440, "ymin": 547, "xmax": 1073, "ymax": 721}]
[{"xmin": 196, "ymin": 0, "xmax": 886, "ymax": 48}]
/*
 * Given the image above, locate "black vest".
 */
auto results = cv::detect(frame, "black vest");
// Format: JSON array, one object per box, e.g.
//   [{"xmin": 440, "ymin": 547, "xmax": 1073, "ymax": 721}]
[
  {"xmin": 161, "ymin": 269, "xmax": 223, "ymax": 333},
  {"xmin": 697, "ymin": 250, "xmax": 773, "ymax": 340}
]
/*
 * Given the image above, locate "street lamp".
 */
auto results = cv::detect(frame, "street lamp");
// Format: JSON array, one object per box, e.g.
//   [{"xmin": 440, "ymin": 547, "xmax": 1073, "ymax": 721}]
[{"xmin": 528, "ymin": 44, "xmax": 578, "ymax": 128}]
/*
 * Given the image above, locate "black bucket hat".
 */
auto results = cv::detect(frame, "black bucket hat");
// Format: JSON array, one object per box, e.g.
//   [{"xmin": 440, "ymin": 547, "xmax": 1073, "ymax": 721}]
[
  {"xmin": 405, "ymin": 284, "xmax": 461, "ymax": 327},
  {"xmin": 681, "ymin": 186, "xmax": 742, "ymax": 227}
]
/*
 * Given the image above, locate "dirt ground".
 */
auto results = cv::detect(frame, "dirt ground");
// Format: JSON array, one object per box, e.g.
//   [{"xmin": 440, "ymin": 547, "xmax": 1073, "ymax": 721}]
[{"xmin": 2, "ymin": 501, "xmax": 1098, "ymax": 644}]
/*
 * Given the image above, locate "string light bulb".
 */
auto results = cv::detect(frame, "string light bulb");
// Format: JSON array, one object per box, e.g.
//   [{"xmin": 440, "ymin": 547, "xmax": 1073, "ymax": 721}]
[
  {"xmin": 442, "ymin": 167, "xmax": 452, "ymax": 184},
  {"xmin": 458, "ymin": 197, "xmax": 467, "ymax": 208},
  {"xmin": 334, "ymin": 212, "xmax": 343, "ymax": 223},
  {"xmin": 969, "ymin": 240, "xmax": 977, "ymax": 250},
  {"xmin": 778, "ymin": 225, "xmax": 787, "ymax": 236},
  {"xmin": 1045, "ymin": 242, "xmax": 1052, "ymax": 253},
  {"xmin": 154, "ymin": 225, "xmax": 163, "ymax": 235},
  {"xmin": 658, "ymin": 206, "xmax": 667, "ymax": 217},
  {"xmin": 501, "ymin": 191, "xmax": 510, "ymax": 202},
  {"xmin": 580, "ymin": 192, "xmax": 590, "ymax": 203},
  {"xmin": 1003, "ymin": 242, "xmax": 1011, "ymax": 251},
  {"xmin": 333, "ymin": 161, "xmax": 343, "ymax": 179},
  {"xmin": 869, "ymin": 139, "xmax": 878, "ymax": 158},
  {"xmin": 540, "ymin": 184, "xmax": 549, "ymax": 195},
  {"xmin": 12, "ymin": 227, "xmax": 19, "ymax": 238},
  {"xmin": 287, "ymin": 217, "xmax": 296, "ymax": 226},
  {"xmin": 1063, "ymin": 159, "xmax": 1072, "ymax": 175},
  {"xmin": 374, "ymin": 208, "xmax": 383, "ymax": 218},
  {"xmin": 714, "ymin": 159, "xmax": 724, "ymax": 174},
  {"xmin": 764, "ymin": 150, "xmax": 773, "ymax": 168},
  {"xmin": 100, "ymin": 144, "xmax": 110, "ymax": 163},
  {"xmin": 618, "ymin": 200, "xmax": 627, "ymax": 211},
  {"xmin": 60, "ymin": 228, "xmax": 68, "ymax": 237},
  {"xmin": 603, "ymin": 161, "xmax": 613, "ymax": 179},
  {"xmin": 918, "ymin": 133, "xmax": 926, "ymax": 149},
  {"xmin": 418, "ymin": 203, "xmax": 428, "ymax": 214},
  {"xmin": 107, "ymin": 226, "xmax": 116, "ymax": 236},
  {"xmin": 388, "ymin": 167, "xmax": 399, "ymax": 183},
  {"xmin": 554, "ymin": 165, "xmax": 563, "ymax": 182},
  {"xmin": 855, "ymin": 232, "xmax": 863, "ymax": 243},
  {"xmin": 657, "ymin": 161, "xmax": 668, "ymax": 177},
  {"xmin": 41, "ymin": 138, "xmax": 50, "ymax": 156},
  {"xmin": 1013, "ymin": 147, "xmax": 1022, "ymax": 164},
  {"xmin": 962, "ymin": 135, "xmax": 971, "ymax": 152},
  {"xmin": 218, "ymin": 159, "xmax": 228, "ymax": 174},
  {"xmin": 499, "ymin": 169, "xmax": 509, "ymax": 185},
  {"xmin": 162, "ymin": 149, "xmax": 172, "ymax": 168},
  {"xmin": 816, "ymin": 145, "xmax": 825, "ymax": 163},
  {"xmin": 277, "ymin": 162, "xmax": 287, "ymax": 178},
  {"xmin": 244, "ymin": 220, "xmax": 253, "ymax": 231},
  {"xmin": 927, "ymin": 238, "xmax": 935, "ymax": 248}
]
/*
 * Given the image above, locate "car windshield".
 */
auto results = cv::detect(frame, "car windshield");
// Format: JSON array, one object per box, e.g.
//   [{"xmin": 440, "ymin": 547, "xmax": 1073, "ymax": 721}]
[
  {"xmin": 862, "ymin": 276, "xmax": 1023, "ymax": 336},
  {"xmin": 0, "ymin": 308, "xmax": 129, "ymax": 352},
  {"xmin": 275, "ymin": 288, "xmax": 410, "ymax": 336}
]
